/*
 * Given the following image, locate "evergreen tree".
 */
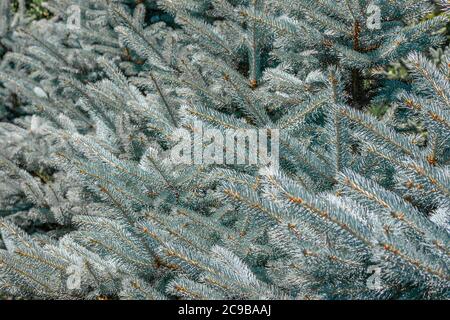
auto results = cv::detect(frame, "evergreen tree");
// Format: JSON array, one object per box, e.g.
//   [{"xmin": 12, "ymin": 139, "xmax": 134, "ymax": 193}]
[{"xmin": 0, "ymin": 0, "xmax": 448, "ymax": 300}]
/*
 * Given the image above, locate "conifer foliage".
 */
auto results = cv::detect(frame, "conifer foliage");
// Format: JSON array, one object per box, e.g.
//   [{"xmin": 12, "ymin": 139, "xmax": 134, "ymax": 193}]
[{"xmin": 0, "ymin": 0, "xmax": 449, "ymax": 299}]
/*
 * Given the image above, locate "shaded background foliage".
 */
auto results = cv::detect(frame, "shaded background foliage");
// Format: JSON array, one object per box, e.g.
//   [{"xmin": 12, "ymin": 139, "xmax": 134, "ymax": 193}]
[{"xmin": 0, "ymin": 0, "xmax": 448, "ymax": 300}]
